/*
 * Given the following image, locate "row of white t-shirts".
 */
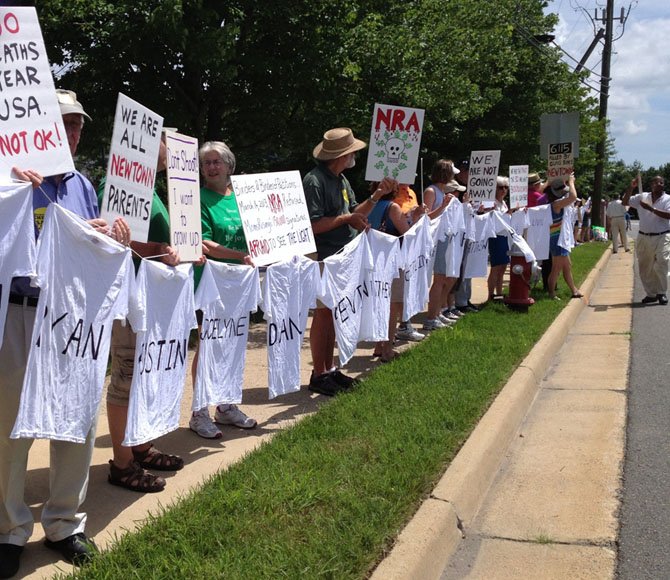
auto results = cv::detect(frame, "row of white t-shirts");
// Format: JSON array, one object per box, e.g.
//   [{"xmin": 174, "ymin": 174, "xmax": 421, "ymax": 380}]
[
  {"xmin": 0, "ymin": 182, "xmax": 36, "ymax": 349},
  {"xmin": 11, "ymin": 204, "xmax": 134, "ymax": 443},
  {"xmin": 123, "ymin": 261, "xmax": 197, "ymax": 446}
]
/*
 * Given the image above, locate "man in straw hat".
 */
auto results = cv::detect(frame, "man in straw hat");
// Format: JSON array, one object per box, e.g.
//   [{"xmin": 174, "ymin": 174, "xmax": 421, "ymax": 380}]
[{"xmin": 303, "ymin": 127, "xmax": 396, "ymax": 396}]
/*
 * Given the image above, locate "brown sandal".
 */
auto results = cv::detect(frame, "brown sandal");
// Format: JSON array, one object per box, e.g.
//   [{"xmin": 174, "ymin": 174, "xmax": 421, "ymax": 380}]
[
  {"xmin": 108, "ymin": 460, "xmax": 166, "ymax": 493},
  {"xmin": 132, "ymin": 444, "xmax": 184, "ymax": 471}
]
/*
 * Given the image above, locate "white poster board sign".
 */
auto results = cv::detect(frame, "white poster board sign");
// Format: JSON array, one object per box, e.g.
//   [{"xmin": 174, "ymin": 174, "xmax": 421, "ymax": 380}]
[
  {"xmin": 0, "ymin": 7, "xmax": 74, "ymax": 180},
  {"xmin": 231, "ymin": 170, "xmax": 316, "ymax": 267},
  {"xmin": 509, "ymin": 165, "xmax": 528, "ymax": 209},
  {"xmin": 165, "ymin": 130, "xmax": 202, "ymax": 262},
  {"xmin": 100, "ymin": 93, "xmax": 163, "ymax": 242},
  {"xmin": 547, "ymin": 142, "xmax": 573, "ymax": 183},
  {"xmin": 467, "ymin": 150, "xmax": 500, "ymax": 205},
  {"xmin": 365, "ymin": 103, "xmax": 424, "ymax": 184}
]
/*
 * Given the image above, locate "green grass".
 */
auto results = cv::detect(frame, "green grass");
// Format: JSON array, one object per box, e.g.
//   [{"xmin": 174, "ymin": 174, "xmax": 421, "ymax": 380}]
[{"xmin": 68, "ymin": 243, "xmax": 607, "ymax": 579}]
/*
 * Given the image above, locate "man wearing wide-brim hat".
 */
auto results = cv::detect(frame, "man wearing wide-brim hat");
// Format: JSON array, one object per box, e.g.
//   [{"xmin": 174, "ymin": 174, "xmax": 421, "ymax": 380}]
[{"xmin": 302, "ymin": 127, "xmax": 396, "ymax": 396}]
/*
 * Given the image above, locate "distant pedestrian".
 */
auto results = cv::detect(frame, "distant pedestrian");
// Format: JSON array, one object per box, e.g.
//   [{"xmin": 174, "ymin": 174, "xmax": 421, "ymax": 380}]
[{"xmin": 606, "ymin": 194, "xmax": 630, "ymax": 253}]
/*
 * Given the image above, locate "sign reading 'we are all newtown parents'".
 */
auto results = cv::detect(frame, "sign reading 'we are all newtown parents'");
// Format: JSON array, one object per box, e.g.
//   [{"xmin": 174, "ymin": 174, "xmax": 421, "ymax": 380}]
[
  {"xmin": 231, "ymin": 171, "xmax": 316, "ymax": 267},
  {"xmin": 100, "ymin": 93, "xmax": 163, "ymax": 243},
  {"xmin": 467, "ymin": 150, "xmax": 501, "ymax": 205},
  {"xmin": 365, "ymin": 103, "xmax": 424, "ymax": 184},
  {"xmin": 0, "ymin": 7, "xmax": 74, "ymax": 179},
  {"xmin": 165, "ymin": 130, "xmax": 202, "ymax": 262}
]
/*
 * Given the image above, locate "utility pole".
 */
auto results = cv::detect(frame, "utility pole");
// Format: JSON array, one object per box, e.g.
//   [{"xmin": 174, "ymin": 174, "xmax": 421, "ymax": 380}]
[{"xmin": 591, "ymin": 1, "xmax": 627, "ymax": 226}]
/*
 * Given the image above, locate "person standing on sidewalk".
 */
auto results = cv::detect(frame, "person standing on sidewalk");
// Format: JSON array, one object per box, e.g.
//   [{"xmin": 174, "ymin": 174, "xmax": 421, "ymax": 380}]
[
  {"xmin": 303, "ymin": 128, "xmax": 396, "ymax": 395},
  {"xmin": 623, "ymin": 175, "xmax": 670, "ymax": 305},
  {"xmin": 606, "ymin": 194, "xmax": 630, "ymax": 253}
]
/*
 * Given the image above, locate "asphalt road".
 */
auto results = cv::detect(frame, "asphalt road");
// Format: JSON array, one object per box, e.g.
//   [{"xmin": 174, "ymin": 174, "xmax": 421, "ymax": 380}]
[{"xmin": 618, "ymin": 226, "xmax": 670, "ymax": 579}]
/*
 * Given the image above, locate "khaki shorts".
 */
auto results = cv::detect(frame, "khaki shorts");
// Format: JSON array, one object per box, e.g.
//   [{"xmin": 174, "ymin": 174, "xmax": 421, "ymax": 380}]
[
  {"xmin": 391, "ymin": 270, "xmax": 405, "ymax": 302},
  {"xmin": 106, "ymin": 319, "xmax": 137, "ymax": 406}
]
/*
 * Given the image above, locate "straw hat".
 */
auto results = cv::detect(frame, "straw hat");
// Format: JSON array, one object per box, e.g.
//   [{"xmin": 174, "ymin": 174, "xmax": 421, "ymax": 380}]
[{"xmin": 313, "ymin": 128, "xmax": 367, "ymax": 161}]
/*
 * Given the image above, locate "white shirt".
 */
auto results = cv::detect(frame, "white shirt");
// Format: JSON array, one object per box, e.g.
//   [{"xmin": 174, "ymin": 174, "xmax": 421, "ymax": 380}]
[
  {"xmin": 319, "ymin": 233, "xmax": 374, "ymax": 365},
  {"xmin": 193, "ymin": 261, "xmax": 260, "ymax": 410},
  {"xmin": 359, "ymin": 229, "xmax": 401, "ymax": 342},
  {"xmin": 263, "ymin": 255, "xmax": 320, "ymax": 399},
  {"xmin": 12, "ymin": 204, "xmax": 133, "ymax": 443},
  {"xmin": 123, "ymin": 261, "xmax": 197, "ymax": 446},
  {"xmin": 0, "ymin": 182, "xmax": 36, "ymax": 348},
  {"xmin": 402, "ymin": 216, "xmax": 432, "ymax": 321},
  {"xmin": 628, "ymin": 192, "xmax": 670, "ymax": 233},
  {"xmin": 465, "ymin": 213, "xmax": 498, "ymax": 278},
  {"xmin": 558, "ymin": 205, "xmax": 577, "ymax": 252},
  {"xmin": 525, "ymin": 205, "xmax": 552, "ymax": 261},
  {"xmin": 606, "ymin": 199, "xmax": 627, "ymax": 219}
]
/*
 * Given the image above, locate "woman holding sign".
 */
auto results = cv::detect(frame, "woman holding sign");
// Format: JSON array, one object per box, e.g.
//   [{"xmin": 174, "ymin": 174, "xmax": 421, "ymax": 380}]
[
  {"xmin": 547, "ymin": 174, "xmax": 583, "ymax": 300},
  {"xmin": 189, "ymin": 141, "xmax": 258, "ymax": 440}
]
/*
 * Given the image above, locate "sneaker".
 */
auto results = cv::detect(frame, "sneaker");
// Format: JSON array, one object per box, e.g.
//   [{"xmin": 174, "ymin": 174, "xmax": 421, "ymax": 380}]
[
  {"xmin": 437, "ymin": 313, "xmax": 455, "ymax": 325},
  {"xmin": 395, "ymin": 327, "xmax": 426, "ymax": 342},
  {"xmin": 466, "ymin": 301, "xmax": 481, "ymax": 312},
  {"xmin": 45, "ymin": 533, "xmax": 98, "ymax": 566},
  {"xmin": 329, "ymin": 369, "xmax": 359, "ymax": 389},
  {"xmin": 189, "ymin": 408, "xmax": 222, "ymax": 439},
  {"xmin": 308, "ymin": 372, "xmax": 343, "ymax": 396},
  {"xmin": 215, "ymin": 404, "xmax": 257, "ymax": 429},
  {"xmin": 423, "ymin": 318, "xmax": 446, "ymax": 330},
  {"xmin": 441, "ymin": 309, "xmax": 460, "ymax": 321}
]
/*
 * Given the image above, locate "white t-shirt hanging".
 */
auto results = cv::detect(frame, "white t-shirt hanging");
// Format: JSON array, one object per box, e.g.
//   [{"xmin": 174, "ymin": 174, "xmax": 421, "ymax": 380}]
[
  {"xmin": 193, "ymin": 261, "xmax": 260, "ymax": 410},
  {"xmin": 442, "ymin": 197, "xmax": 465, "ymax": 236},
  {"xmin": 11, "ymin": 204, "xmax": 133, "ymax": 443},
  {"xmin": 510, "ymin": 209, "xmax": 529, "ymax": 236},
  {"xmin": 526, "ymin": 205, "xmax": 552, "ymax": 261},
  {"xmin": 319, "ymin": 234, "xmax": 374, "ymax": 365},
  {"xmin": 402, "ymin": 215, "xmax": 432, "ymax": 321},
  {"xmin": 558, "ymin": 205, "xmax": 577, "ymax": 251},
  {"xmin": 465, "ymin": 213, "xmax": 498, "ymax": 278},
  {"xmin": 123, "ymin": 261, "xmax": 197, "ymax": 446},
  {"xmin": 0, "ymin": 182, "xmax": 36, "ymax": 348},
  {"xmin": 263, "ymin": 255, "xmax": 320, "ymax": 399},
  {"xmin": 463, "ymin": 204, "xmax": 477, "ymax": 242},
  {"xmin": 359, "ymin": 229, "xmax": 401, "ymax": 342}
]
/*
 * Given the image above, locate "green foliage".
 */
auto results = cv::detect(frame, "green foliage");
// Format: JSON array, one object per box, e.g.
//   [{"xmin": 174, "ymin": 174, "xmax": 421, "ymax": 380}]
[{"xmin": 37, "ymin": 0, "xmax": 605, "ymax": 190}]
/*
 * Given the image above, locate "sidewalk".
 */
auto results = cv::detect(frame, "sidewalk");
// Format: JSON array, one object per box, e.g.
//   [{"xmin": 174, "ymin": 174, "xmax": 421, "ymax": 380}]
[{"xmin": 373, "ymin": 247, "xmax": 632, "ymax": 579}]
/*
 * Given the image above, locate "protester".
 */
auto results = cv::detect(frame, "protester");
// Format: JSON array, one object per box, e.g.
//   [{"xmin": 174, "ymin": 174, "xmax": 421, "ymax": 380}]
[
  {"xmin": 622, "ymin": 176, "xmax": 670, "ymax": 305},
  {"xmin": 422, "ymin": 159, "xmax": 459, "ymax": 330},
  {"xmin": 367, "ymin": 182, "xmax": 426, "ymax": 361},
  {"xmin": 102, "ymin": 132, "xmax": 190, "ymax": 494},
  {"xmin": 580, "ymin": 195, "xmax": 592, "ymax": 242},
  {"xmin": 547, "ymin": 175, "xmax": 583, "ymax": 300},
  {"xmin": 189, "ymin": 141, "xmax": 258, "ymax": 438},
  {"xmin": 303, "ymin": 128, "xmax": 396, "ymax": 396},
  {"xmin": 487, "ymin": 177, "xmax": 511, "ymax": 301},
  {"xmin": 0, "ymin": 90, "xmax": 131, "ymax": 576},
  {"xmin": 605, "ymin": 194, "xmax": 630, "ymax": 253},
  {"xmin": 527, "ymin": 172, "xmax": 545, "ymax": 208}
]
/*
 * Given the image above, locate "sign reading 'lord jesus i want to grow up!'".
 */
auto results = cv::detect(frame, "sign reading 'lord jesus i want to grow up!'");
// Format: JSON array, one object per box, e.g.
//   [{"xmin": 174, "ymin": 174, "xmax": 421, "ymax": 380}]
[
  {"xmin": 165, "ymin": 130, "xmax": 202, "ymax": 262},
  {"xmin": 0, "ymin": 7, "xmax": 74, "ymax": 180},
  {"xmin": 100, "ymin": 93, "xmax": 163, "ymax": 243},
  {"xmin": 231, "ymin": 171, "xmax": 316, "ymax": 267}
]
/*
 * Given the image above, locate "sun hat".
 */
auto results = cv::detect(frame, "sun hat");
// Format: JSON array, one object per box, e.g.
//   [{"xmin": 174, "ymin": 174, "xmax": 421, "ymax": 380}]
[
  {"xmin": 56, "ymin": 89, "xmax": 91, "ymax": 121},
  {"xmin": 550, "ymin": 178, "xmax": 569, "ymax": 197},
  {"xmin": 444, "ymin": 179, "xmax": 466, "ymax": 193},
  {"xmin": 528, "ymin": 172, "xmax": 542, "ymax": 185},
  {"xmin": 313, "ymin": 128, "xmax": 367, "ymax": 161}
]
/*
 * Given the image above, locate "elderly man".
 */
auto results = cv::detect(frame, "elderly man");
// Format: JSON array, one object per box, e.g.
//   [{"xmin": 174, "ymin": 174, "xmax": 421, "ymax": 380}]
[
  {"xmin": 0, "ymin": 90, "xmax": 129, "ymax": 577},
  {"xmin": 606, "ymin": 194, "xmax": 630, "ymax": 254},
  {"xmin": 527, "ymin": 172, "xmax": 545, "ymax": 208},
  {"xmin": 303, "ymin": 128, "xmax": 395, "ymax": 396},
  {"xmin": 623, "ymin": 176, "xmax": 670, "ymax": 305}
]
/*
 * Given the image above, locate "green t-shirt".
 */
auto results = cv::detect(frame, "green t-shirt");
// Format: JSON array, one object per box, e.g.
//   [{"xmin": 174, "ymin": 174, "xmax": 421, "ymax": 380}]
[{"xmin": 194, "ymin": 186, "xmax": 247, "ymax": 287}]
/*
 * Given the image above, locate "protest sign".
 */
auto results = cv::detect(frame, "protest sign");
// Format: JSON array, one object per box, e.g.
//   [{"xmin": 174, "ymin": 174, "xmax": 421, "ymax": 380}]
[
  {"xmin": 365, "ymin": 103, "xmax": 424, "ymax": 184},
  {"xmin": 467, "ymin": 150, "xmax": 500, "ymax": 205},
  {"xmin": 509, "ymin": 165, "xmax": 528, "ymax": 209},
  {"xmin": 100, "ymin": 94, "xmax": 163, "ymax": 242},
  {"xmin": 165, "ymin": 130, "xmax": 202, "ymax": 262},
  {"xmin": 547, "ymin": 142, "xmax": 573, "ymax": 183},
  {"xmin": 231, "ymin": 170, "xmax": 316, "ymax": 267},
  {"xmin": 0, "ymin": 7, "xmax": 74, "ymax": 180}
]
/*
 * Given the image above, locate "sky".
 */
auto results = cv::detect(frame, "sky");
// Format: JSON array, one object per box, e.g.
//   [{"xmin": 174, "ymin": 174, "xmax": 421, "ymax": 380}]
[{"xmin": 545, "ymin": 0, "xmax": 669, "ymax": 169}]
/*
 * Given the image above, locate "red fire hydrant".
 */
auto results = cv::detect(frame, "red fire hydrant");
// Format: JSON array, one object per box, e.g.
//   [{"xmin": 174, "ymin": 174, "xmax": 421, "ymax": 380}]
[{"xmin": 504, "ymin": 249, "xmax": 535, "ymax": 313}]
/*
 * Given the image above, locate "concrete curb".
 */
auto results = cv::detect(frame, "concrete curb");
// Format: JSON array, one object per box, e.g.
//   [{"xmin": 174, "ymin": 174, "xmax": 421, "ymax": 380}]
[{"xmin": 371, "ymin": 247, "xmax": 613, "ymax": 580}]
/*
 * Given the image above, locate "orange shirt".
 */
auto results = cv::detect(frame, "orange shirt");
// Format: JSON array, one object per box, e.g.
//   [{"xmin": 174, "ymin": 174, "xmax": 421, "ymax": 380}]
[{"xmin": 395, "ymin": 185, "xmax": 418, "ymax": 213}]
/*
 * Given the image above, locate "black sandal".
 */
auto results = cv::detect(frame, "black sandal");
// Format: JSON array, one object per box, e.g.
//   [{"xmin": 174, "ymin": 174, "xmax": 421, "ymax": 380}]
[
  {"xmin": 108, "ymin": 460, "xmax": 166, "ymax": 493},
  {"xmin": 132, "ymin": 444, "xmax": 184, "ymax": 471}
]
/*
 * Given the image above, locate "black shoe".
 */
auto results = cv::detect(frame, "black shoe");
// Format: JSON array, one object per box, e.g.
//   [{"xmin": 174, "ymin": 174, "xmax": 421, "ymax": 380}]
[
  {"xmin": 641, "ymin": 295, "xmax": 658, "ymax": 304},
  {"xmin": 0, "ymin": 543, "xmax": 23, "ymax": 578},
  {"xmin": 329, "ymin": 369, "xmax": 359, "ymax": 390},
  {"xmin": 45, "ymin": 533, "xmax": 98, "ymax": 566},
  {"xmin": 658, "ymin": 294, "xmax": 668, "ymax": 305},
  {"xmin": 308, "ymin": 373, "xmax": 342, "ymax": 397}
]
